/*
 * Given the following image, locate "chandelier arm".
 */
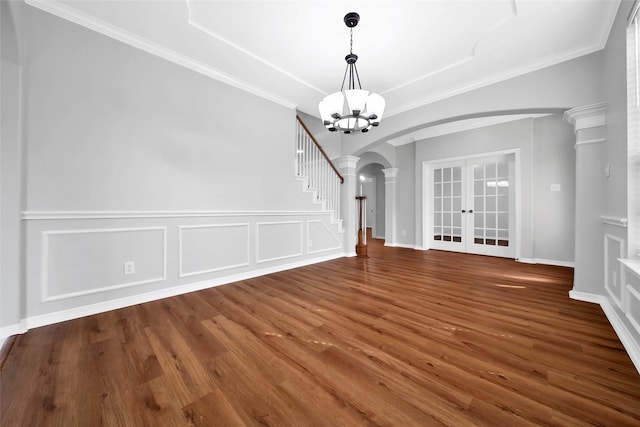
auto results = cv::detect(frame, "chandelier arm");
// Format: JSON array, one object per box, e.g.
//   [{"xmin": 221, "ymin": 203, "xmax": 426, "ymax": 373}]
[
  {"xmin": 349, "ymin": 64, "xmax": 355, "ymax": 90},
  {"xmin": 353, "ymin": 64, "xmax": 362, "ymax": 90},
  {"xmin": 340, "ymin": 63, "xmax": 350, "ymax": 92}
]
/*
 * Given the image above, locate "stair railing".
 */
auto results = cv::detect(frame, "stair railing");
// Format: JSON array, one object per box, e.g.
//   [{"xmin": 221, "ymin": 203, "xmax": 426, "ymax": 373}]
[{"xmin": 295, "ymin": 115, "xmax": 344, "ymax": 222}]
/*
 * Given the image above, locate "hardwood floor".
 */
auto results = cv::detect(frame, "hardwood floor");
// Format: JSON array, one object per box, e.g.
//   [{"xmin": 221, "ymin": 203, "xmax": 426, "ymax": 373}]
[{"xmin": 2, "ymin": 239, "xmax": 639, "ymax": 426}]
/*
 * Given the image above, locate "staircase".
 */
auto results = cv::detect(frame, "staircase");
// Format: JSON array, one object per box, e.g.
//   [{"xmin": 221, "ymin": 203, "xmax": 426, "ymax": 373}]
[{"xmin": 295, "ymin": 116, "xmax": 344, "ymax": 229}]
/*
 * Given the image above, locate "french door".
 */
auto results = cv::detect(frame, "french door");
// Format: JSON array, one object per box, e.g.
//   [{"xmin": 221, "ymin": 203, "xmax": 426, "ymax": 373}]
[{"xmin": 427, "ymin": 153, "xmax": 516, "ymax": 258}]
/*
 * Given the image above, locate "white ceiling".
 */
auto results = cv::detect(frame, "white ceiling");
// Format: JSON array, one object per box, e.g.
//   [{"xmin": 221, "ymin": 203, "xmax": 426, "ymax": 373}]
[{"xmin": 28, "ymin": 0, "xmax": 620, "ymax": 121}]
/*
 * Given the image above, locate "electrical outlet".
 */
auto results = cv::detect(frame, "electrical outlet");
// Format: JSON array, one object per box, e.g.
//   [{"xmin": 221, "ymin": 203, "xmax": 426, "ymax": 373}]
[
  {"xmin": 550, "ymin": 184, "xmax": 561, "ymax": 192},
  {"xmin": 124, "ymin": 261, "xmax": 135, "ymax": 275},
  {"xmin": 308, "ymin": 239, "xmax": 313, "ymax": 247},
  {"xmin": 402, "ymin": 230, "xmax": 407, "ymax": 236}
]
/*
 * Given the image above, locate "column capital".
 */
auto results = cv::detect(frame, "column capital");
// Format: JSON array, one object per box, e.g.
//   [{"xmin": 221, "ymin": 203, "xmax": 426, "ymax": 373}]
[
  {"xmin": 382, "ymin": 168, "xmax": 399, "ymax": 183},
  {"xmin": 563, "ymin": 102, "xmax": 607, "ymax": 133},
  {"xmin": 336, "ymin": 155, "xmax": 360, "ymax": 176}
]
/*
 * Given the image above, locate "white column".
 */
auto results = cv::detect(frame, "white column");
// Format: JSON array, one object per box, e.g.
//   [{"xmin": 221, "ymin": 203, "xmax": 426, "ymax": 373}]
[
  {"xmin": 337, "ymin": 155, "xmax": 360, "ymax": 256},
  {"xmin": 564, "ymin": 103, "xmax": 607, "ymax": 295},
  {"xmin": 382, "ymin": 168, "xmax": 399, "ymax": 246}
]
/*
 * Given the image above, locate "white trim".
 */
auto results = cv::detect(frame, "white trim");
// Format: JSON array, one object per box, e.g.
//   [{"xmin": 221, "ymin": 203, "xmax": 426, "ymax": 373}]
[
  {"xmin": 629, "ymin": 0, "xmax": 640, "ymax": 26},
  {"xmin": 574, "ymin": 138, "xmax": 607, "ymax": 148},
  {"xmin": 626, "ymin": 284, "xmax": 640, "ymax": 337},
  {"xmin": 178, "ymin": 223, "xmax": 251, "ymax": 278},
  {"xmin": 0, "ymin": 320, "xmax": 28, "ymax": 341},
  {"xmin": 604, "ymin": 233, "xmax": 626, "ymax": 310},
  {"xmin": 185, "ymin": 2, "xmax": 325, "ymax": 96},
  {"xmin": 41, "ymin": 227, "xmax": 167, "ymax": 302},
  {"xmin": 256, "ymin": 221, "xmax": 304, "ymax": 263},
  {"xmin": 601, "ymin": 216, "xmax": 629, "ymax": 227},
  {"xmin": 621, "ymin": 258, "xmax": 640, "ymax": 277},
  {"xmin": 21, "ymin": 210, "xmax": 328, "ymax": 220},
  {"xmin": 384, "ymin": 242, "xmax": 417, "ymax": 249},
  {"xmin": 24, "ymin": 0, "xmax": 297, "ymax": 110},
  {"xmin": 15, "ymin": 252, "xmax": 347, "ymax": 335},
  {"xmin": 385, "ymin": 3, "xmax": 618, "ymax": 120},
  {"xmin": 422, "ymin": 149, "xmax": 521, "ymax": 259},
  {"xmin": 418, "ymin": 148, "xmax": 521, "ymax": 165},
  {"xmin": 382, "ymin": 57, "xmax": 475, "ymax": 96},
  {"xmin": 517, "ymin": 258, "xmax": 574, "ymax": 267},
  {"xmin": 569, "ymin": 290, "xmax": 640, "ymax": 374},
  {"xmin": 569, "ymin": 289, "xmax": 605, "ymax": 305},
  {"xmin": 563, "ymin": 103, "xmax": 608, "ymax": 131},
  {"xmin": 306, "ymin": 220, "xmax": 342, "ymax": 255}
]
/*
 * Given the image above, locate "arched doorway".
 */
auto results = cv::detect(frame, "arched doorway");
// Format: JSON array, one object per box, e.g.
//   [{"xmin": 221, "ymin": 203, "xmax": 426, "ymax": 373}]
[{"xmin": 357, "ymin": 163, "xmax": 386, "ymax": 240}]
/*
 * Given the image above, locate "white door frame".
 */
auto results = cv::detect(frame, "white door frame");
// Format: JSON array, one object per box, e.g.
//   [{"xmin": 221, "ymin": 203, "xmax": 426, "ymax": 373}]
[{"xmin": 422, "ymin": 148, "xmax": 521, "ymax": 259}]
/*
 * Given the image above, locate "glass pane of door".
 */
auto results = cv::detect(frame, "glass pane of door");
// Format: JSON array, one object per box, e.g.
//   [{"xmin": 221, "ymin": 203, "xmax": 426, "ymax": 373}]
[
  {"xmin": 469, "ymin": 158, "xmax": 512, "ymax": 257},
  {"xmin": 432, "ymin": 164, "xmax": 464, "ymax": 249}
]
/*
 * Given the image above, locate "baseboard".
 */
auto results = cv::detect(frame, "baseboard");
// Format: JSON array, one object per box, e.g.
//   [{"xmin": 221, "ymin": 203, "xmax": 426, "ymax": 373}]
[
  {"xmin": 0, "ymin": 321, "xmax": 28, "ymax": 342},
  {"xmin": 569, "ymin": 290, "xmax": 640, "ymax": 374},
  {"xmin": 4, "ymin": 252, "xmax": 347, "ymax": 337},
  {"xmin": 384, "ymin": 242, "xmax": 417, "ymax": 249},
  {"xmin": 518, "ymin": 258, "xmax": 575, "ymax": 268}
]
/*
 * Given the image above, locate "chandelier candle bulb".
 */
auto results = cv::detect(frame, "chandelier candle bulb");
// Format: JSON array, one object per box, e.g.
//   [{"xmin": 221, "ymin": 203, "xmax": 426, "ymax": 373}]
[{"xmin": 319, "ymin": 12, "xmax": 385, "ymax": 134}]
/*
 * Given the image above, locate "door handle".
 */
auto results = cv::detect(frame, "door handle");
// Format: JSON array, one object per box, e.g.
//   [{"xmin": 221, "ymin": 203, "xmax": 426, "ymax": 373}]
[
  {"xmin": 469, "ymin": 209, "xmax": 473, "ymax": 213},
  {"xmin": 461, "ymin": 210, "xmax": 466, "ymax": 213}
]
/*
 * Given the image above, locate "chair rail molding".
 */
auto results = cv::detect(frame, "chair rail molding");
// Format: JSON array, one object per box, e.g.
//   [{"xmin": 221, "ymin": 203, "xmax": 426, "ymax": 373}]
[{"xmin": 601, "ymin": 215, "xmax": 629, "ymax": 227}]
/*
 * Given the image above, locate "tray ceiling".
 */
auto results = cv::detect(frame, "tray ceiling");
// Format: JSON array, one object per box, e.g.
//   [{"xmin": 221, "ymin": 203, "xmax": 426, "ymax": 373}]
[{"xmin": 26, "ymin": 0, "xmax": 620, "ymax": 119}]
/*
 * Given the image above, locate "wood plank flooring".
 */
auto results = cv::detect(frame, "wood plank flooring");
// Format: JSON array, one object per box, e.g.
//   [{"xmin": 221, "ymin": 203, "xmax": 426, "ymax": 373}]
[{"xmin": 2, "ymin": 239, "xmax": 640, "ymax": 426}]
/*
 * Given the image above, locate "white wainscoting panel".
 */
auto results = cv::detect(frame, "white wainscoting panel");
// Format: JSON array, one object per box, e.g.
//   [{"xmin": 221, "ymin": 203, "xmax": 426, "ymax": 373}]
[
  {"xmin": 42, "ymin": 227, "xmax": 166, "ymax": 301},
  {"xmin": 624, "ymin": 264, "xmax": 640, "ymax": 336},
  {"xmin": 604, "ymin": 233, "xmax": 625, "ymax": 310},
  {"xmin": 12, "ymin": 211, "xmax": 344, "ymax": 340},
  {"xmin": 179, "ymin": 223, "xmax": 250, "ymax": 278},
  {"xmin": 256, "ymin": 221, "xmax": 303, "ymax": 263},
  {"xmin": 307, "ymin": 220, "xmax": 342, "ymax": 254}
]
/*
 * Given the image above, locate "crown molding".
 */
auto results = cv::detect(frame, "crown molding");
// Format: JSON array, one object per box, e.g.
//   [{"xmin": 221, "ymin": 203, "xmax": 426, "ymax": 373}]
[
  {"xmin": 385, "ymin": 0, "xmax": 619, "ymax": 119},
  {"xmin": 185, "ymin": 0, "xmax": 325, "ymax": 97},
  {"xmin": 563, "ymin": 102, "xmax": 607, "ymax": 131},
  {"xmin": 25, "ymin": 0, "xmax": 297, "ymax": 110}
]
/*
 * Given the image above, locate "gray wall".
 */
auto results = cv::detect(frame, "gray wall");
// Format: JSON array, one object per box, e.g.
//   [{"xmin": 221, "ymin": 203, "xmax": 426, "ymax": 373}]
[
  {"xmin": 23, "ymin": 7, "xmax": 311, "ymax": 212},
  {"xmin": 1, "ymin": 3, "xmax": 344, "ymax": 337},
  {"xmin": 413, "ymin": 119, "xmax": 534, "ymax": 257},
  {"xmin": 603, "ymin": 1, "xmax": 629, "ymax": 219},
  {"xmin": 1, "ymin": 1, "xmax": 25, "ymax": 331},
  {"xmin": 399, "ymin": 115, "xmax": 575, "ymax": 264},
  {"xmin": 349, "ymin": 51, "xmax": 604, "ymax": 156},
  {"xmin": 396, "ymin": 143, "xmax": 415, "ymax": 246},
  {"xmin": 599, "ymin": 0, "xmax": 639, "ymax": 366},
  {"xmin": 532, "ymin": 115, "xmax": 576, "ymax": 263}
]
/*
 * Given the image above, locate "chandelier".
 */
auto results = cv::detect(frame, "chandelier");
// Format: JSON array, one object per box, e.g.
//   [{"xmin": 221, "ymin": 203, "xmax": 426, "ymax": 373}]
[{"xmin": 318, "ymin": 12, "xmax": 385, "ymax": 134}]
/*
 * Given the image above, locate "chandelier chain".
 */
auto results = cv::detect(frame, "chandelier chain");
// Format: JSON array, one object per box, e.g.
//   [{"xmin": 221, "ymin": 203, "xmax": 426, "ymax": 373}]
[{"xmin": 350, "ymin": 28, "xmax": 353, "ymax": 54}]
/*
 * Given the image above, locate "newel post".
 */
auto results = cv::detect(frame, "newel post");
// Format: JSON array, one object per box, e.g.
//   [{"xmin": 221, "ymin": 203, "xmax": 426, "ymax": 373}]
[{"xmin": 337, "ymin": 155, "xmax": 360, "ymax": 256}]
